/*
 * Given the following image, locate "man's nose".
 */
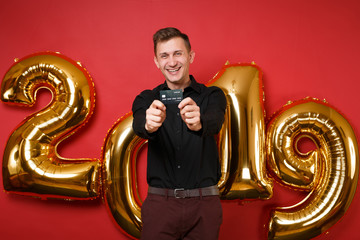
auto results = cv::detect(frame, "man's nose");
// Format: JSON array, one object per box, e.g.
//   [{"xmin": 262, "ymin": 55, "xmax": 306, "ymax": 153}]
[{"xmin": 168, "ymin": 56, "xmax": 177, "ymax": 66}]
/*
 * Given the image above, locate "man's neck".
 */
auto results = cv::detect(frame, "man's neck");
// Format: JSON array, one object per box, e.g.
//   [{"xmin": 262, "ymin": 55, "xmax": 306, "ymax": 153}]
[{"xmin": 166, "ymin": 78, "xmax": 191, "ymax": 90}]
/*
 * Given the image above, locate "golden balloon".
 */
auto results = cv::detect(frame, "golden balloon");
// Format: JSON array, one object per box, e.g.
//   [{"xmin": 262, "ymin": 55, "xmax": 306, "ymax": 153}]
[
  {"xmin": 1, "ymin": 52, "xmax": 100, "ymax": 199},
  {"xmin": 266, "ymin": 98, "xmax": 359, "ymax": 239},
  {"xmin": 210, "ymin": 63, "xmax": 273, "ymax": 200},
  {"xmin": 102, "ymin": 112, "xmax": 143, "ymax": 239}
]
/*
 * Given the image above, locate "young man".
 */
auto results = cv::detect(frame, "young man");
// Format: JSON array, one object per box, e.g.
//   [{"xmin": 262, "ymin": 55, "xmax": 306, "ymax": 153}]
[{"xmin": 132, "ymin": 27, "xmax": 227, "ymax": 240}]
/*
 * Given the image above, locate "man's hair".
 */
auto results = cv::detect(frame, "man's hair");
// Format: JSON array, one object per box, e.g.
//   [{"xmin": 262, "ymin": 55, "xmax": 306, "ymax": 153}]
[{"xmin": 153, "ymin": 27, "xmax": 191, "ymax": 54}]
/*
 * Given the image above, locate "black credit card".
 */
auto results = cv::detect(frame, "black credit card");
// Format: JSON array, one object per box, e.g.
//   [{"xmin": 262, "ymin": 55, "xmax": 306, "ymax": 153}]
[{"xmin": 160, "ymin": 89, "xmax": 183, "ymax": 104}]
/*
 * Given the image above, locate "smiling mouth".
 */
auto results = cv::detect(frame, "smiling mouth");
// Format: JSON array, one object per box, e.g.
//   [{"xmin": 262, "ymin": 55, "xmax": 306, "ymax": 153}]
[{"xmin": 167, "ymin": 67, "xmax": 181, "ymax": 73}]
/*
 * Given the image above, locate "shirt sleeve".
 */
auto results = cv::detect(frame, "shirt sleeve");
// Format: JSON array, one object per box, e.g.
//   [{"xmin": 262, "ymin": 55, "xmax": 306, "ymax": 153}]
[
  {"xmin": 200, "ymin": 86, "xmax": 227, "ymax": 136},
  {"xmin": 132, "ymin": 90, "xmax": 157, "ymax": 139}
]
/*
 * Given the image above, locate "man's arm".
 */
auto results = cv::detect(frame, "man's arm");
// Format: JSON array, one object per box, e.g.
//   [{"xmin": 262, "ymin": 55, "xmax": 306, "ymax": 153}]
[
  {"xmin": 178, "ymin": 87, "xmax": 226, "ymax": 136},
  {"xmin": 132, "ymin": 90, "xmax": 166, "ymax": 139}
]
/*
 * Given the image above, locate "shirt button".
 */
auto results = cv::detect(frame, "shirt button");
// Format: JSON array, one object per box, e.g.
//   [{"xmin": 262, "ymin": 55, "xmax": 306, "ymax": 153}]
[
  {"xmin": 177, "ymin": 113, "xmax": 180, "ymax": 116},
  {"xmin": 177, "ymin": 165, "xmax": 181, "ymax": 169}
]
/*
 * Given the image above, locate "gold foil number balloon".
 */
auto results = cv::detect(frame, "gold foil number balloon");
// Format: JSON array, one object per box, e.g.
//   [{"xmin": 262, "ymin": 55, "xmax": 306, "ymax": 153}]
[
  {"xmin": 101, "ymin": 63, "xmax": 274, "ymax": 239},
  {"xmin": 102, "ymin": 112, "xmax": 143, "ymax": 239},
  {"xmin": 266, "ymin": 98, "xmax": 359, "ymax": 239},
  {"xmin": 211, "ymin": 63, "xmax": 273, "ymax": 200},
  {"xmin": 1, "ymin": 52, "xmax": 100, "ymax": 199}
]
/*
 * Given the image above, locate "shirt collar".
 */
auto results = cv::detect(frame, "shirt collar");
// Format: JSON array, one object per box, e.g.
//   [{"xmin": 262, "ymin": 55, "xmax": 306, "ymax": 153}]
[{"xmin": 159, "ymin": 75, "xmax": 201, "ymax": 93}]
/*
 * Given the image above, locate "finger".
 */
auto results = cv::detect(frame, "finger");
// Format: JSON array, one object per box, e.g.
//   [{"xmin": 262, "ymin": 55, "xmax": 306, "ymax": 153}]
[
  {"xmin": 178, "ymin": 97, "xmax": 195, "ymax": 109},
  {"xmin": 148, "ymin": 108, "xmax": 166, "ymax": 118},
  {"xmin": 146, "ymin": 109, "xmax": 166, "ymax": 122},
  {"xmin": 148, "ymin": 119, "xmax": 163, "ymax": 128},
  {"xmin": 147, "ymin": 114, "xmax": 163, "ymax": 123},
  {"xmin": 151, "ymin": 100, "xmax": 166, "ymax": 111},
  {"xmin": 184, "ymin": 111, "xmax": 200, "ymax": 119},
  {"xmin": 185, "ymin": 116, "xmax": 200, "ymax": 124},
  {"xmin": 145, "ymin": 119, "xmax": 163, "ymax": 133},
  {"xmin": 180, "ymin": 105, "xmax": 199, "ymax": 116}
]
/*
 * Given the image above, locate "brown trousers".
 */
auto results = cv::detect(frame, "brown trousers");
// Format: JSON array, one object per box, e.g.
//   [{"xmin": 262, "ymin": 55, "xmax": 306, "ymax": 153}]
[{"xmin": 141, "ymin": 193, "xmax": 223, "ymax": 240}]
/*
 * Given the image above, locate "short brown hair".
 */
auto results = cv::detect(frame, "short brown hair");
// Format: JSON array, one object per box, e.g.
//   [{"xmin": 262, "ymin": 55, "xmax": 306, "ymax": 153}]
[{"xmin": 153, "ymin": 27, "xmax": 191, "ymax": 54}]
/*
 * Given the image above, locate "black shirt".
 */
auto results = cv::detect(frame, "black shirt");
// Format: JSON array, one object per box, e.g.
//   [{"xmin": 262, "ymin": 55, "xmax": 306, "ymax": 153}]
[{"xmin": 132, "ymin": 76, "xmax": 226, "ymax": 189}]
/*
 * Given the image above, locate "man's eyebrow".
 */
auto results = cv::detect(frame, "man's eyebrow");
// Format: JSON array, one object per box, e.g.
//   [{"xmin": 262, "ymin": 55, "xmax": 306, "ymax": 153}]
[{"xmin": 159, "ymin": 50, "xmax": 183, "ymax": 55}]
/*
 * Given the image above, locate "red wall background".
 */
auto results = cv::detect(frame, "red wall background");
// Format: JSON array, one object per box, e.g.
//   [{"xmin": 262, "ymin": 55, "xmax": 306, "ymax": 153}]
[{"xmin": 1, "ymin": 0, "xmax": 360, "ymax": 239}]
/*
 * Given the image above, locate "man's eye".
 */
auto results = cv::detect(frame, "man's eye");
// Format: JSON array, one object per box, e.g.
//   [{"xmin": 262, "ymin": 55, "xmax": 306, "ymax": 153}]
[
  {"xmin": 160, "ymin": 55, "xmax": 168, "ymax": 58},
  {"xmin": 175, "ymin": 52, "xmax": 182, "ymax": 56}
]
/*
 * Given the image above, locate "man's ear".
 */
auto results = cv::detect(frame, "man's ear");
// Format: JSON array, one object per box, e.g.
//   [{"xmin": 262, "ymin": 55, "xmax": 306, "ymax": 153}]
[
  {"xmin": 189, "ymin": 50, "xmax": 195, "ymax": 64},
  {"xmin": 154, "ymin": 56, "xmax": 160, "ymax": 68}
]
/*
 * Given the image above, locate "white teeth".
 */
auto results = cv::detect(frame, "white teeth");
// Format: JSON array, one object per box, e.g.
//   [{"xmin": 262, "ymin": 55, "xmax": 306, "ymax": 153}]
[{"xmin": 167, "ymin": 67, "xmax": 180, "ymax": 72}]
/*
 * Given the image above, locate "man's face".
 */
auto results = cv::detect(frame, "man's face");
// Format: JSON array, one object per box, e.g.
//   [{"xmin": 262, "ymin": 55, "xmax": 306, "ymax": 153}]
[{"xmin": 154, "ymin": 37, "xmax": 195, "ymax": 89}]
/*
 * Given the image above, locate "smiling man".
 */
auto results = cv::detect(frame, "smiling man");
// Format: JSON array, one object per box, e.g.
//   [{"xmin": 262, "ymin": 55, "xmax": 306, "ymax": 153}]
[
  {"xmin": 154, "ymin": 34, "xmax": 194, "ymax": 90},
  {"xmin": 132, "ymin": 27, "xmax": 227, "ymax": 240}
]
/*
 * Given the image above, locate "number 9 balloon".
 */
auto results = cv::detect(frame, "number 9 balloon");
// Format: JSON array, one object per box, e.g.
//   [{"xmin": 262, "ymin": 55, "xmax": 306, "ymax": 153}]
[
  {"xmin": 266, "ymin": 98, "xmax": 359, "ymax": 239},
  {"xmin": 1, "ymin": 52, "xmax": 101, "ymax": 199}
]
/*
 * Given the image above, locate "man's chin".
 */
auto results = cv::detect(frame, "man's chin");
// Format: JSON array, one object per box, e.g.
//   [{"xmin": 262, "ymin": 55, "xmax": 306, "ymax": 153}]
[{"xmin": 165, "ymin": 76, "xmax": 181, "ymax": 83}]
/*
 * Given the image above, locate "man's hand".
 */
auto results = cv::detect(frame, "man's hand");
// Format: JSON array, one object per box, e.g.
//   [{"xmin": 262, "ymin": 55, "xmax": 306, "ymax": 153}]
[
  {"xmin": 178, "ymin": 97, "xmax": 202, "ymax": 131},
  {"xmin": 145, "ymin": 100, "xmax": 166, "ymax": 133}
]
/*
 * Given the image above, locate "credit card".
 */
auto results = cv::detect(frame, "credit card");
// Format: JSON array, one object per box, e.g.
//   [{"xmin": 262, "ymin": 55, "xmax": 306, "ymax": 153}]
[{"xmin": 160, "ymin": 89, "xmax": 183, "ymax": 104}]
